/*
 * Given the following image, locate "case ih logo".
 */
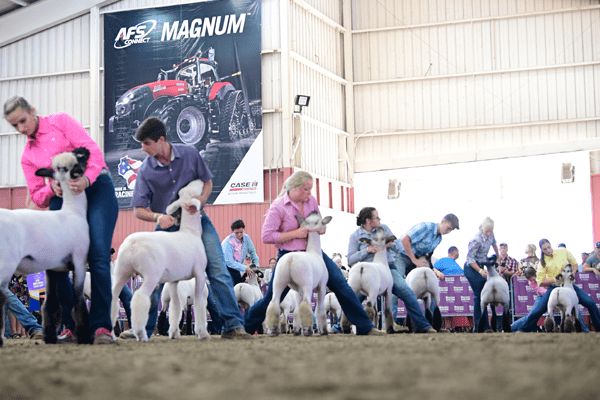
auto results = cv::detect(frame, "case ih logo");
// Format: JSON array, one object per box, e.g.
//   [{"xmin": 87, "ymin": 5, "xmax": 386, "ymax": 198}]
[{"xmin": 114, "ymin": 20, "xmax": 157, "ymax": 49}]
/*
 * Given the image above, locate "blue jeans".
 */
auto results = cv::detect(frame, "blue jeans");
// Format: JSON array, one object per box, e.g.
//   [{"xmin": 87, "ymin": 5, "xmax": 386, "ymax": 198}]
[
  {"xmin": 245, "ymin": 250, "xmax": 375, "ymax": 335},
  {"xmin": 393, "ymin": 255, "xmax": 435, "ymax": 332},
  {"xmin": 51, "ymin": 174, "xmax": 119, "ymax": 340},
  {"xmin": 3, "ymin": 287, "xmax": 43, "ymax": 337},
  {"xmin": 145, "ymin": 215, "xmax": 244, "ymax": 337},
  {"xmin": 119, "ymin": 284, "xmax": 133, "ymax": 327},
  {"xmin": 390, "ymin": 267, "xmax": 433, "ymax": 332},
  {"xmin": 464, "ymin": 263, "xmax": 489, "ymax": 331},
  {"xmin": 511, "ymin": 285, "xmax": 599, "ymax": 332}
]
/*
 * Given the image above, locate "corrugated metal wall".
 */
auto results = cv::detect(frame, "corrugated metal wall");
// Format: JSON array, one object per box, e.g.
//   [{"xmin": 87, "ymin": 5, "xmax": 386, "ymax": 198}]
[
  {"xmin": 350, "ymin": 0, "xmax": 600, "ymax": 172},
  {"xmin": 0, "ymin": 14, "xmax": 91, "ymax": 186}
]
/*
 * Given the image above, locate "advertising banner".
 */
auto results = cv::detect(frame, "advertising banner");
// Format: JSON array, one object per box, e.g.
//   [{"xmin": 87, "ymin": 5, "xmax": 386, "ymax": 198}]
[{"xmin": 104, "ymin": 0, "xmax": 263, "ymax": 208}]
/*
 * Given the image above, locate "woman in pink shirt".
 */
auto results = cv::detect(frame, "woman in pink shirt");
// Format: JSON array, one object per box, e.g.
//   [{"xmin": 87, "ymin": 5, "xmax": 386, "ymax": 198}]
[
  {"xmin": 4, "ymin": 96, "xmax": 118, "ymax": 345},
  {"xmin": 243, "ymin": 170, "xmax": 381, "ymax": 335}
]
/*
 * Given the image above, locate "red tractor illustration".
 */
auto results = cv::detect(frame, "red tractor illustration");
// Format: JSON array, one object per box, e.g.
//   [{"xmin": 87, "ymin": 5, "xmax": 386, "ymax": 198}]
[{"xmin": 108, "ymin": 47, "xmax": 260, "ymax": 152}]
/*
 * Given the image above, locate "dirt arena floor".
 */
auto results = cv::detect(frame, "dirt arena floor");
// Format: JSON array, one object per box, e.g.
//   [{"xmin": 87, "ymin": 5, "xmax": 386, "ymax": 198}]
[{"xmin": 2, "ymin": 331, "xmax": 600, "ymax": 400}]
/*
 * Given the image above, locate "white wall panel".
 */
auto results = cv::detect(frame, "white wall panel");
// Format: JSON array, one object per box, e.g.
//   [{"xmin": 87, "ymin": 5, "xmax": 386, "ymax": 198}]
[{"xmin": 350, "ymin": 1, "xmax": 600, "ymax": 172}]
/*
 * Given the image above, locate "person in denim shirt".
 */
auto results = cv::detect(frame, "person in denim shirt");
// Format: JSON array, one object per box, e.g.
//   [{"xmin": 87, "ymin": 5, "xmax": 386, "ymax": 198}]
[
  {"xmin": 222, "ymin": 219, "xmax": 260, "ymax": 285},
  {"xmin": 346, "ymin": 207, "xmax": 438, "ymax": 333}
]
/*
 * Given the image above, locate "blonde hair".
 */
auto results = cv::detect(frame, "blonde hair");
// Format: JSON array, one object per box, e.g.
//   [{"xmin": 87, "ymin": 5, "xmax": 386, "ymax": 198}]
[
  {"xmin": 279, "ymin": 170, "xmax": 313, "ymax": 197},
  {"xmin": 479, "ymin": 217, "xmax": 494, "ymax": 233},
  {"xmin": 525, "ymin": 244, "xmax": 537, "ymax": 256},
  {"xmin": 3, "ymin": 96, "xmax": 33, "ymax": 117}
]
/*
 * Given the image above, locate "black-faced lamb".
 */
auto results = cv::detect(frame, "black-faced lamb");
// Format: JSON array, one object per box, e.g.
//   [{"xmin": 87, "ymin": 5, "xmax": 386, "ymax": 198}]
[
  {"xmin": 0, "ymin": 148, "xmax": 91, "ymax": 345},
  {"xmin": 342, "ymin": 227, "xmax": 396, "ymax": 334},
  {"xmin": 265, "ymin": 212, "xmax": 331, "ymax": 337},
  {"xmin": 110, "ymin": 180, "xmax": 209, "ymax": 341},
  {"xmin": 478, "ymin": 256, "xmax": 512, "ymax": 333},
  {"xmin": 544, "ymin": 264, "xmax": 582, "ymax": 333},
  {"xmin": 405, "ymin": 254, "xmax": 443, "ymax": 332},
  {"xmin": 234, "ymin": 265, "xmax": 264, "ymax": 312}
]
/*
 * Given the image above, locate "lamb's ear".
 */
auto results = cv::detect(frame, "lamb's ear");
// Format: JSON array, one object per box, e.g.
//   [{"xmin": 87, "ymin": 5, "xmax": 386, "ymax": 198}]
[
  {"xmin": 35, "ymin": 168, "xmax": 54, "ymax": 178},
  {"xmin": 241, "ymin": 273, "xmax": 248, "ymax": 281},
  {"xmin": 256, "ymin": 270, "xmax": 264, "ymax": 278},
  {"xmin": 569, "ymin": 274, "xmax": 575, "ymax": 282},
  {"xmin": 72, "ymin": 147, "xmax": 90, "ymax": 164},
  {"xmin": 359, "ymin": 238, "xmax": 372, "ymax": 245},
  {"xmin": 165, "ymin": 199, "xmax": 182, "ymax": 215},
  {"xmin": 322, "ymin": 216, "xmax": 332, "ymax": 225},
  {"xmin": 386, "ymin": 236, "xmax": 397, "ymax": 244},
  {"xmin": 555, "ymin": 273, "xmax": 563, "ymax": 282},
  {"xmin": 189, "ymin": 198, "xmax": 202, "ymax": 211},
  {"xmin": 295, "ymin": 215, "xmax": 304, "ymax": 227}
]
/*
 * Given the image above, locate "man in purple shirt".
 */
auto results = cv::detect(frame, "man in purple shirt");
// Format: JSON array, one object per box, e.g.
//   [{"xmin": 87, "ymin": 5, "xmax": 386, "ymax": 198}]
[{"xmin": 125, "ymin": 116, "xmax": 249, "ymax": 339}]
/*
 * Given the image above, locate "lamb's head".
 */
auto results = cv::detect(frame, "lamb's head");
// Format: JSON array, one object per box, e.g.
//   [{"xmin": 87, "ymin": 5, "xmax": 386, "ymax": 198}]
[
  {"xmin": 165, "ymin": 180, "xmax": 205, "ymax": 215},
  {"xmin": 241, "ymin": 265, "xmax": 264, "ymax": 281},
  {"xmin": 556, "ymin": 264, "xmax": 576, "ymax": 286},
  {"xmin": 359, "ymin": 227, "xmax": 397, "ymax": 250},
  {"xmin": 34, "ymin": 147, "xmax": 90, "ymax": 181},
  {"xmin": 295, "ymin": 211, "xmax": 332, "ymax": 231}
]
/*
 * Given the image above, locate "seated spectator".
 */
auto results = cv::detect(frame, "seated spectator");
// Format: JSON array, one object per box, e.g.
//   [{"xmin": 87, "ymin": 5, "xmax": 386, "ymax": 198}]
[
  {"xmin": 582, "ymin": 242, "xmax": 600, "ymax": 278},
  {"xmin": 520, "ymin": 244, "xmax": 540, "ymax": 272},
  {"xmin": 331, "ymin": 253, "xmax": 349, "ymax": 279},
  {"xmin": 497, "ymin": 243, "xmax": 519, "ymax": 282},
  {"xmin": 433, "ymin": 246, "xmax": 463, "ymax": 278}
]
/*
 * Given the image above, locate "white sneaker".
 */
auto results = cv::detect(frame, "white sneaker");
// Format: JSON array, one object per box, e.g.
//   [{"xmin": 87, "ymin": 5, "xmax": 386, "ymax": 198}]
[{"xmin": 119, "ymin": 329, "xmax": 136, "ymax": 339}]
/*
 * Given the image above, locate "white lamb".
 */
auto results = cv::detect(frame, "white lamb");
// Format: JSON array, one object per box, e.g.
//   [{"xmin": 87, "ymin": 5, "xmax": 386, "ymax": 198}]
[
  {"xmin": 325, "ymin": 292, "xmax": 342, "ymax": 326},
  {"xmin": 157, "ymin": 278, "xmax": 209, "ymax": 336},
  {"xmin": 478, "ymin": 256, "xmax": 511, "ymax": 333},
  {"xmin": 110, "ymin": 179, "xmax": 209, "ymax": 341},
  {"xmin": 405, "ymin": 254, "xmax": 443, "ymax": 332},
  {"xmin": 342, "ymin": 227, "xmax": 396, "ymax": 334},
  {"xmin": 234, "ymin": 266, "xmax": 264, "ymax": 312},
  {"xmin": 265, "ymin": 212, "xmax": 331, "ymax": 337},
  {"xmin": 544, "ymin": 264, "xmax": 581, "ymax": 333},
  {"xmin": 0, "ymin": 148, "xmax": 91, "ymax": 346}
]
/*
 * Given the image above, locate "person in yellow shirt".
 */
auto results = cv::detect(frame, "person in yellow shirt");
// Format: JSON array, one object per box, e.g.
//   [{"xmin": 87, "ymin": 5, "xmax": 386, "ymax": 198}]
[{"xmin": 511, "ymin": 239, "xmax": 600, "ymax": 332}]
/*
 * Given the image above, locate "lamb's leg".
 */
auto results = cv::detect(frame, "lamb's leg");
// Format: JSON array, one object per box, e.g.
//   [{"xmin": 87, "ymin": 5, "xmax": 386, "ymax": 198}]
[
  {"xmin": 71, "ymin": 259, "xmax": 91, "ymax": 344},
  {"xmin": 544, "ymin": 304, "xmax": 556, "ymax": 333},
  {"xmin": 502, "ymin": 302, "xmax": 512, "ymax": 333},
  {"xmin": 131, "ymin": 280, "xmax": 157, "ymax": 342},
  {"xmin": 383, "ymin": 290, "xmax": 395, "ymax": 335},
  {"xmin": 185, "ymin": 305, "xmax": 193, "ymax": 335},
  {"xmin": 266, "ymin": 300, "xmax": 281, "ymax": 336},
  {"xmin": 490, "ymin": 305, "xmax": 498, "ymax": 333},
  {"xmin": 43, "ymin": 270, "xmax": 62, "ymax": 344},
  {"xmin": 315, "ymin": 284, "xmax": 328, "ymax": 336},
  {"xmin": 424, "ymin": 294, "xmax": 433, "ymax": 325},
  {"xmin": 563, "ymin": 310, "xmax": 574, "ymax": 333},
  {"xmin": 298, "ymin": 292, "xmax": 314, "ymax": 337},
  {"xmin": 168, "ymin": 282, "xmax": 182, "ymax": 340},
  {"xmin": 573, "ymin": 307, "xmax": 583, "ymax": 332},
  {"xmin": 194, "ymin": 279, "xmax": 210, "ymax": 340}
]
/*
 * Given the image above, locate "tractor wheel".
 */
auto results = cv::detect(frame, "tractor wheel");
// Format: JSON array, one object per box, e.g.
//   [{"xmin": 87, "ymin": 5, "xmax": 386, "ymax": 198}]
[
  {"xmin": 162, "ymin": 104, "xmax": 209, "ymax": 150},
  {"xmin": 175, "ymin": 106, "xmax": 207, "ymax": 145},
  {"xmin": 218, "ymin": 90, "xmax": 252, "ymax": 142}
]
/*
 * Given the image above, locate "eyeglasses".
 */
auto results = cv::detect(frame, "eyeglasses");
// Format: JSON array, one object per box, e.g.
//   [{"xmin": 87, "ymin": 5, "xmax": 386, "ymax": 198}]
[{"xmin": 370, "ymin": 216, "xmax": 381, "ymax": 220}]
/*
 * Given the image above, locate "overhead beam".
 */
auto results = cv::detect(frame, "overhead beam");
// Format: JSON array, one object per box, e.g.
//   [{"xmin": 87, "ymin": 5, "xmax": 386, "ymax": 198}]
[{"xmin": 0, "ymin": 0, "xmax": 119, "ymax": 47}]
